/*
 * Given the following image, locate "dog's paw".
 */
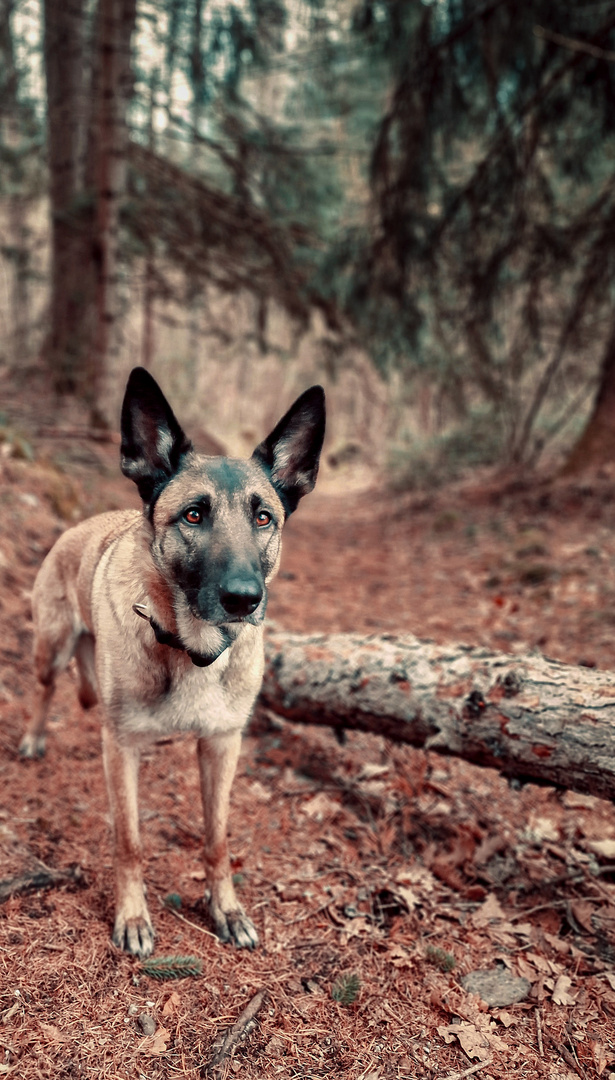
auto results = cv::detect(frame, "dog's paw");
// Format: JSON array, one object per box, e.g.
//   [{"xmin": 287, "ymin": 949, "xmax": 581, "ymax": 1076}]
[
  {"xmin": 210, "ymin": 903, "xmax": 259, "ymax": 950},
  {"xmin": 112, "ymin": 914, "xmax": 155, "ymax": 958},
  {"xmin": 19, "ymin": 733, "xmax": 46, "ymax": 759}
]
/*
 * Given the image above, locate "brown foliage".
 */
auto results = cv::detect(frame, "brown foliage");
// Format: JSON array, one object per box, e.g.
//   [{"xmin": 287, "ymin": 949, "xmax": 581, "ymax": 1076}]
[{"xmin": 0, "ymin": 432, "xmax": 615, "ymax": 1078}]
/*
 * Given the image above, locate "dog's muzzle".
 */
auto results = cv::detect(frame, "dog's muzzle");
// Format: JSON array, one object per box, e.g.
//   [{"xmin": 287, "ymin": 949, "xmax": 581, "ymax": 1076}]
[{"xmin": 219, "ymin": 576, "xmax": 263, "ymax": 618}]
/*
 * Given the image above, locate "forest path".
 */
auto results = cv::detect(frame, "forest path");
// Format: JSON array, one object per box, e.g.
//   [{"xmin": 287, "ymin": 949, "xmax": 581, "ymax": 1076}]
[{"xmin": 0, "ymin": 440, "xmax": 614, "ymax": 1079}]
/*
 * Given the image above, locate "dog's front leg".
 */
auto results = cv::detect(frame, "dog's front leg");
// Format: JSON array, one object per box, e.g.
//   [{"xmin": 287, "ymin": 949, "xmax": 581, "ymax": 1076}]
[
  {"xmin": 197, "ymin": 730, "xmax": 259, "ymax": 949},
  {"xmin": 101, "ymin": 726, "xmax": 154, "ymax": 958}
]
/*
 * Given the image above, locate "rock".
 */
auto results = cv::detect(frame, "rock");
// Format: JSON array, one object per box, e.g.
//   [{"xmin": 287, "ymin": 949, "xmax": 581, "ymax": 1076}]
[
  {"xmin": 460, "ymin": 968, "xmax": 530, "ymax": 1007},
  {"xmin": 138, "ymin": 1013, "xmax": 156, "ymax": 1036}
]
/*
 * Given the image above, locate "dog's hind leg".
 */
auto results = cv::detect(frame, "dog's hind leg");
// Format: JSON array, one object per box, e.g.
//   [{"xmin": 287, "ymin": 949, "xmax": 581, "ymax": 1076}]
[
  {"xmin": 197, "ymin": 730, "xmax": 259, "ymax": 949},
  {"xmin": 20, "ymin": 680, "xmax": 55, "ymax": 759},
  {"xmin": 20, "ymin": 610, "xmax": 79, "ymax": 759},
  {"xmin": 101, "ymin": 726, "xmax": 154, "ymax": 958}
]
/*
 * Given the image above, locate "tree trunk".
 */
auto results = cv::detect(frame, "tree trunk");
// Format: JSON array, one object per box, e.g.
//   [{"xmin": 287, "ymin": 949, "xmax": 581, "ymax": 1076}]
[
  {"xmin": 43, "ymin": 0, "xmax": 135, "ymax": 409},
  {"xmin": 140, "ymin": 69, "xmax": 157, "ymax": 371},
  {"xmin": 260, "ymin": 628, "xmax": 615, "ymax": 802},
  {"xmin": 9, "ymin": 196, "xmax": 30, "ymax": 360},
  {"xmin": 43, "ymin": 0, "xmax": 95, "ymax": 395},
  {"xmin": 562, "ymin": 311, "xmax": 615, "ymax": 475},
  {"xmin": 92, "ymin": 0, "xmax": 136, "ymax": 418}
]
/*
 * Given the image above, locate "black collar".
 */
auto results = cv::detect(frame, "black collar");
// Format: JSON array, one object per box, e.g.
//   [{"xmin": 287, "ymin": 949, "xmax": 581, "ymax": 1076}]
[{"xmin": 133, "ymin": 605, "xmax": 229, "ymax": 668}]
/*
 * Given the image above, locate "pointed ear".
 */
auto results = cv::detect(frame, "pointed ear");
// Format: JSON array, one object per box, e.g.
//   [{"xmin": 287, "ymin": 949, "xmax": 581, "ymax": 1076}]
[
  {"xmin": 252, "ymin": 386, "xmax": 326, "ymax": 514},
  {"xmin": 120, "ymin": 367, "xmax": 192, "ymax": 504}
]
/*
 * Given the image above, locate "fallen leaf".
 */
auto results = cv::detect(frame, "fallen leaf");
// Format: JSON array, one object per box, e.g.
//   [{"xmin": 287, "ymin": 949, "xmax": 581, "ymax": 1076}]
[
  {"xmin": 394, "ymin": 885, "xmax": 420, "ymax": 910},
  {"xmin": 162, "ymin": 991, "xmax": 181, "ymax": 1016},
  {"xmin": 562, "ymin": 791, "xmax": 599, "ymax": 810},
  {"xmin": 301, "ymin": 793, "xmax": 340, "ymax": 821},
  {"xmin": 396, "ymin": 865, "xmax": 438, "ymax": 892},
  {"xmin": 266, "ymin": 1035, "xmax": 286, "ymax": 1058},
  {"xmin": 516, "ymin": 956, "xmax": 538, "ymax": 982},
  {"xmin": 247, "ymin": 780, "xmax": 272, "ymax": 803},
  {"xmin": 339, "ymin": 916, "xmax": 371, "ymax": 943},
  {"xmin": 493, "ymin": 1010, "xmax": 516, "ymax": 1028},
  {"xmin": 40, "ymin": 1023, "xmax": 66, "ymax": 1045},
  {"xmin": 552, "ymin": 974, "xmax": 576, "ymax": 1006},
  {"xmin": 591, "ymin": 1041, "xmax": 608, "ymax": 1075},
  {"xmin": 586, "ymin": 839, "xmax": 615, "ymax": 859},
  {"xmin": 528, "ymin": 815, "xmax": 560, "ymax": 842},
  {"xmin": 138, "ymin": 1026, "xmax": 171, "ymax": 1056},
  {"xmin": 570, "ymin": 900, "xmax": 597, "ymax": 934},
  {"xmin": 510, "ymin": 922, "xmax": 533, "ymax": 939},
  {"xmin": 437, "ymin": 1021, "xmax": 503, "ymax": 1060},
  {"xmin": 471, "ymin": 894, "xmax": 506, "ymax": 928},
  {"xmin": 388, "ymin": 945, "xmax": 412, "ymax": 969},
  {"xmin": 543, "ymin": 931, "xmax": 569, "ymax": 954},
  {"xmin": 358, "ymin": 763, "xmax": 389, "ymax": 780},
  {"xmin": 525, "ymin": 951, "xmax": 554, "ymax": 976}
]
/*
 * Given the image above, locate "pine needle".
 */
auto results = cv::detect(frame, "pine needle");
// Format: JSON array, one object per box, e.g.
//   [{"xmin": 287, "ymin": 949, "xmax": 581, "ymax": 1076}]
[
  {"xmin": 331, "ymin": 973, "xmax": 360, "ymax": 1005},
  {"xmin": 426, "ymin": 944, "xmax": 456, "ymax": 973},
  {"xmin": 141, "ymin": 954, "xmax": 203, "ymax": 980}
]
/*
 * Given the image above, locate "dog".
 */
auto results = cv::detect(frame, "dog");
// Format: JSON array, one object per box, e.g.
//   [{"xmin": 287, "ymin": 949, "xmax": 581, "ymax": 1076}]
[{"xmin": 21, "ymin": 367, "xmax": 325, "ymax": 958}]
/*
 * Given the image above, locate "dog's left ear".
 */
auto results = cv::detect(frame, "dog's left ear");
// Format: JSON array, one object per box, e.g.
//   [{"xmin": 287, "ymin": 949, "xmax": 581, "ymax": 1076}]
[
  {"xmin": 252, "ymin": 386, "xmax": 326, "ymax": 514},
  {"xmin": 120, "ymin": 367, "xmax": 193, "ymax": 504}
]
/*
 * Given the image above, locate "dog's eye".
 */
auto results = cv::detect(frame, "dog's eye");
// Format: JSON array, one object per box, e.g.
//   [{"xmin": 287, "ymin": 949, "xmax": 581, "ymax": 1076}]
[
  {"xmin": 255, "ymin": 510, "xmax": 272, "ymax": 528},
  {"xmin": 184, "ymin": 506, "xmax": 202, "ymax": 525}
]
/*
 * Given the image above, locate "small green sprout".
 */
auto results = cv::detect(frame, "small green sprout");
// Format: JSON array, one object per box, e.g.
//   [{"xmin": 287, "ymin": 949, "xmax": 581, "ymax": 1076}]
[
  {"xmin": 425, "ymin": 945, "xmax": 455, "ymax": 973},
  {"xmin": 331, "ymin": 973, "xmax": 361, "ymax": 1006}
]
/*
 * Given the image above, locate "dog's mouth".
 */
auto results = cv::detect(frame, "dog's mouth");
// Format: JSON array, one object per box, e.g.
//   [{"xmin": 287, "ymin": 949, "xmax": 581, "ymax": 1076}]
[
  {"xmin": 219, "ymin": 607, "xmax": 267, "ymax": 627},
  {"xmin": 188, "ymin": 596, "xmax": 268, "ymax": 628}
]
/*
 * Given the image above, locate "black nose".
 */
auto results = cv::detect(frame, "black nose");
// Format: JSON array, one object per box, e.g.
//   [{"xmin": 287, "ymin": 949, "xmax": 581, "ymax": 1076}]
[{"xmin": 220, "ymin": 578, "xmax": 263, "ymax": 617}]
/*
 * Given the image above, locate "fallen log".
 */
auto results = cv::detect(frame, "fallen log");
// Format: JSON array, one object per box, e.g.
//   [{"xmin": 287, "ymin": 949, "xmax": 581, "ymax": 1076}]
[
  {"xmin": 0, "ymin": 862, "xmax": 84, "ymax": 903},
  {"xmin": 260, "ymin": 628, "xmax": 615, "ymax": 802}
]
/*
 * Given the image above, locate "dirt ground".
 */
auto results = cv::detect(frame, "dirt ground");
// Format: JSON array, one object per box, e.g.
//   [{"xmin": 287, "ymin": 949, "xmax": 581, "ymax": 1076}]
[{"xmin": 1, "ymin": 421, "xmax": 615, "ymax": 1080}]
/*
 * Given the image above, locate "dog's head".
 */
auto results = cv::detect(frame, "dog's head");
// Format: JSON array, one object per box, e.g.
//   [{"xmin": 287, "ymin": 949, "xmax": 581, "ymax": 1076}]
[{"xmin": 120, "ymin": 368, "xmax": 325, "ymax": 652}]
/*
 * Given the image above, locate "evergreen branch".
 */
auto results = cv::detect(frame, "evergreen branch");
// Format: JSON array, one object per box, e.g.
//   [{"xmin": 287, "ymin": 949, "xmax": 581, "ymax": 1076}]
[{"xmin": 141, "ymin": 955, "xmax": 203, "ymax": 980}]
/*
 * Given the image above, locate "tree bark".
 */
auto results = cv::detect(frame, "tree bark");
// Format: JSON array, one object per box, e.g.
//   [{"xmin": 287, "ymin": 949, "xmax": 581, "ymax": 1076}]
[
  {"xmin": 562, "ymin": 310, "xmax": 615, "ymax": 475},
  {"xmin": 260, "ymin": 628, "xmax": 615, "ymax": 802},
  {"xmin": 43, "ymin": 0, "xmax": 135, "ymax": 409},
  {"xmin": 92, "ymin": 0, "xmax": 136, "ymax": 416},
  {"xmin": 140, "ymin": 70, "xmax": 157, "ymax": 371},
  {"xmin": 43, "ymin": 0, "xmax": 94, "ymax": 395}
]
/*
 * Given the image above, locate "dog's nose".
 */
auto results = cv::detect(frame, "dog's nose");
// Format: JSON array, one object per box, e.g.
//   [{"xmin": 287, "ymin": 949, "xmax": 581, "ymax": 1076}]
[{"xmin": 219, "ymin": 578, "xmax": 263, "ymax": 617}]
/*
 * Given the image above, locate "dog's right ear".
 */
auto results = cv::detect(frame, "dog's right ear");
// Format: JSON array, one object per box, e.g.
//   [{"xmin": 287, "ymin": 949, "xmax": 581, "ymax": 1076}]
[
  {"xmin": 120, "ymin": 368, "xmax": 192, "ymax": 504},
  {"xmin": 252, "ymin": 385, "xmax": 326, "ymax": 515}
]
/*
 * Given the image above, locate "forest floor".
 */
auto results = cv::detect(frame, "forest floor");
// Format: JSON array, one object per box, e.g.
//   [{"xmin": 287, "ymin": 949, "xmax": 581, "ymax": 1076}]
[{"xmin": 1, "ymin": 421, "xmax": 615, "ymax": 1080}]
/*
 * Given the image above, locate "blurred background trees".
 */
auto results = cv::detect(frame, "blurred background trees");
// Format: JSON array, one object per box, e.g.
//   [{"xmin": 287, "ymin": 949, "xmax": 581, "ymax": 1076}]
[{"xmin": 3, "ymin": 0, "xmax": 615, "ymax": 479}]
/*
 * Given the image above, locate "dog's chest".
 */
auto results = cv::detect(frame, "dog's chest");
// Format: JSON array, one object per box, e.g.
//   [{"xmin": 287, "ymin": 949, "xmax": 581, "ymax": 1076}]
[{"xmin": 117, "ymin": 654, "xmax": 253, "ymax": 739}]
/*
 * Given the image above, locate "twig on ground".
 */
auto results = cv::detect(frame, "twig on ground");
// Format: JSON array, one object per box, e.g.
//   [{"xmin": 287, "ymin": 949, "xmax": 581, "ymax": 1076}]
[
  {"xmin": 0, "ymin": 863, "xmax": 83, "ymax": 903},
  {"xmin": 202, "ymin": 989, "xmax": 268, "ymax": 1077},
  {"xmin": 543, "ymin": 1030, "xmax": 587, "ymax": 1079},
  {"xmin": 273, "ymin": 901, "xmax": 331, "ymax": 926},
  {"xmin": 441, "ymin": 1057, "xmax": 493, "ymax": 1080},
  {"xmin": 535, "ymin": 1008, "xmax": 544, "ymax": 1057},
  {"xmin": 159, "ymin": 897, "xmax": 220, "ymax": 943},
  {"xmin": 509, "ymin": 898, "xmax": 569, "ymax": 921}
]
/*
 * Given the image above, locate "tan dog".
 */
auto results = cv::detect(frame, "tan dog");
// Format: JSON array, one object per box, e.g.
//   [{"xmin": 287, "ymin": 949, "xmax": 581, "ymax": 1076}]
[{"xmin": 21, "ymin": 368, "xmax": 325, "ymax": 957}]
